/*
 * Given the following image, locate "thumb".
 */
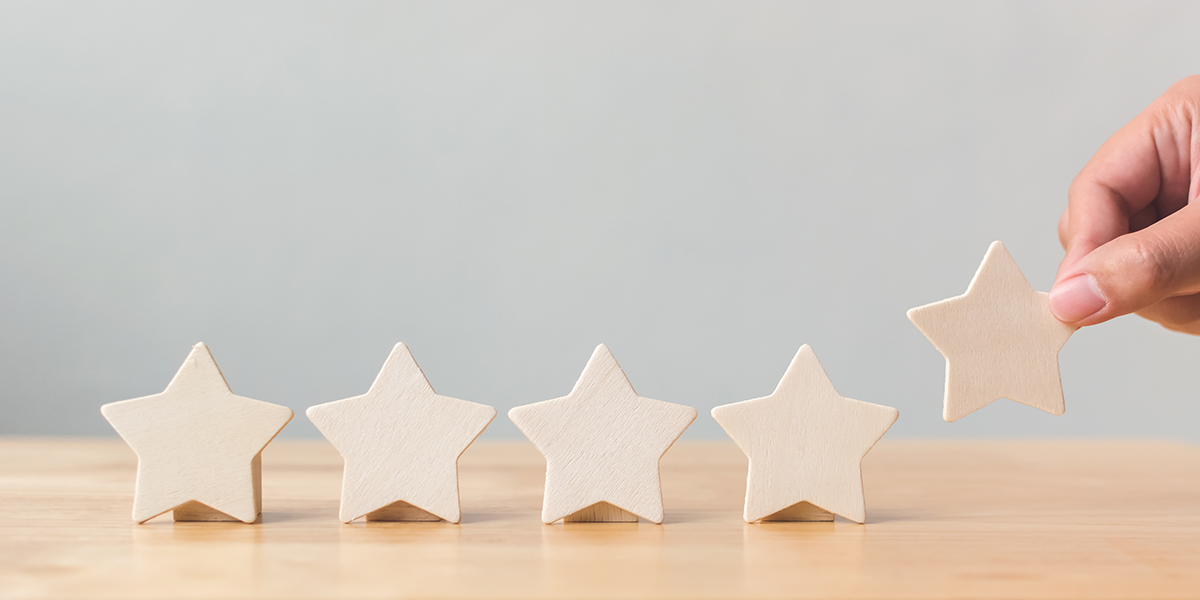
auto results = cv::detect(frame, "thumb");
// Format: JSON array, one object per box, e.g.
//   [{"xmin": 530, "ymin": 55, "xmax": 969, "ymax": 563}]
[{"xmin": 1050, "ymin": 204, "xmax": 1200, "ymax": 326}]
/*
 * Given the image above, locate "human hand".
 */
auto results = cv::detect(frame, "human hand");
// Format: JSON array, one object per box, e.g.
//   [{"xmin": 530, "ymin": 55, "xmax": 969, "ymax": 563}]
[{"xmin": 1050, "ymin": 75, "xmax": 1200, "ymax": 335}]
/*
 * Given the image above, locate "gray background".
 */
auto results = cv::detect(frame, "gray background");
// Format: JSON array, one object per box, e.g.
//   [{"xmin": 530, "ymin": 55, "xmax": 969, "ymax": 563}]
[{"xmin": 2, "ymin": 1, "xmax": 1197, "ymax": 441}]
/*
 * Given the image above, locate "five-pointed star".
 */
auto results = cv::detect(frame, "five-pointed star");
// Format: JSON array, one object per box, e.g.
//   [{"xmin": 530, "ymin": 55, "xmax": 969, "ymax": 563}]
[
  {"xmin": 711, "ymin": 345, "xmax": 898, "ymax": 523},
  {"xmin": 508, "ymin": 344, "xmax": 697, "ymax": 524},
  {"xmin": 306, "ymin": 343, "xmax": 496, "ymax": 523},
  {"xmin": 100, "ymin": 343, "xmax": 294, "ymax": 523},
  {"xmin": 908, "ymin": 241, "xmax": 1077, "ymax": 422}
]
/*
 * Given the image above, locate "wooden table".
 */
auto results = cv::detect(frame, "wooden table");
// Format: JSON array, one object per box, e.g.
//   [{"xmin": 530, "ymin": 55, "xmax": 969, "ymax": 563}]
[{"xmin": 2, "ymin": 438, "xmax": 1199, "ymax": 599}]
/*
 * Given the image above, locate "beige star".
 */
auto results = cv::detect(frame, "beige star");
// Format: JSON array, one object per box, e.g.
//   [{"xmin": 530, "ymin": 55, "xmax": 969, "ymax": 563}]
[
  {"xmin": 908, "ymin": 241, "xmax": 1077, "ymax": 422},
  {"xmin": 100, "ymin": 343, "xmax": 294, "ymax": 523},
  {"xmin": 508, "ymin": 344, "xmax": 697, "ymax": 524},
  {"xmin": 711, "ymin": 345, "xmax": 898, "ymax": 523},
  {"xmin": 306, "ymin": 343, "xmax": 496, "ymax": 523}
]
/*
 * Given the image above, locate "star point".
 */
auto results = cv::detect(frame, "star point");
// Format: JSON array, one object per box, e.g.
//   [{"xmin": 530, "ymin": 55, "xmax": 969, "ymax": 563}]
[
  {"xmin": 306, "ymin": 343, "xmax": 496, "ymax": 523},
  {"xmin": 508, "ymin": 344, "xmax": 697, "ymax": 524},
  {"xmin": 100, "ymin": 343, "xmax": 294, "ymax": 523},
  {"xmin": 712, "ymin": 345, "xmax": 898, "ymax": 524},
  {"xmin": 908, "ymin": 241, "xmax": 1076, "ymax": 422}
]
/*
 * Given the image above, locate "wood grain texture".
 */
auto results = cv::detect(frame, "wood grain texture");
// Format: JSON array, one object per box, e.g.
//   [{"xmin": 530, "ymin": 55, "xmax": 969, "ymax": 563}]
[
  {"xmin": 711, "ymin": 345, "xmax": 898, "ymax": 523},
  {"xmin": 305, "ymin": 343, "xmax": 496, "ymax": 523},
  {"xmin": 99, "ymin": 343, "xmax": 294, "ymax": 523},
  {"xmin": 907, "ymin": 241, "xmax": 1077, "ymax": 422},
  {"xmin": 508, "ymin": 344, "xmax": 697, "ymax": 524},
  {"xmin": 3, "ymin": 438, "xmax": 1200, "ymax": 599}
]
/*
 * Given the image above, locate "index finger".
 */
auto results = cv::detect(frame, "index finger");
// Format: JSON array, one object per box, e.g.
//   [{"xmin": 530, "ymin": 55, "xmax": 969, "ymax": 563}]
[{"xmin": 1057, "ymin": 108, "xmax": 1165, "ymax": 283}]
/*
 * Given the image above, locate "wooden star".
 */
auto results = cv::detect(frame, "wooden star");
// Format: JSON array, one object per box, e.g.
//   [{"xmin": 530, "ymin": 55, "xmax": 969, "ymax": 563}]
[
  {"xmin": 100, "ymin": 343, "xmax": 294, "ymax": 523},
  {"xmin": 508, "ymin": 344, "xmax": 697, "ymax": 524},
  {"xmin": 306, "ymin": 343, "xmax": 496, "ymax": 523},
  {"xmin": 711, "ymin": 345, "xmax": 898, "ymax": 523},
  {"xmin": 908, "ymin": 241, "xmax": 1077, "ymax": 422}
]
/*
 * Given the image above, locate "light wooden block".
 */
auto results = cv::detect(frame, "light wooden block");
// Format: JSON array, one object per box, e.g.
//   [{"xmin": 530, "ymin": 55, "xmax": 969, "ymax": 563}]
[
  {"xmin": 907, "ymin": 241, "xmax": 1077, "ymax": 422},
  {"xmin": 100, "ymin": 342, "xmax": 294, "ymax": 524},
  {"xmin": 306, "ymin": 343, "xmax": 496, "ymax": 524},
  {"xmin": 711, "ymin": 345, "xmax": 899, "ymax": 524},
  {"xmin": 508, "ymin": 344, "xmax": 697, "ymax": 524}
]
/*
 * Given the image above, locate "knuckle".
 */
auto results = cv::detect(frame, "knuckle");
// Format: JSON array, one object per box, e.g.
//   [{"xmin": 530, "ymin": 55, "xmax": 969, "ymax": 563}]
[
  {"xmin": 1067, "ymin": 173, "xmax": 1088, "ymax": 196},
  {"xmin": 1172, "ymin": 74, "xmax": 1200, "ymax": 91},
  {"xmin": 1116, "ymin": 236, "xmax": 1177, "ymax": 295},
  {"xmin": 1159, "ymin": 76, "xmax": 1200, "ymax": 109}
]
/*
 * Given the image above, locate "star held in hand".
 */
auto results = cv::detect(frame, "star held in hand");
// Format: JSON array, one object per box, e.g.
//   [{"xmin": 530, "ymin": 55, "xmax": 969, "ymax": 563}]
[
  {"xmin": 711, "ymin": 345, "xmax": 899, "ymax": 524},
  {"xmin": 101, "ymin": 343, "xmax": 294, "ymax": 523},
  {"xmin": 907, "ymin": 241, "xmax": 1077, "ymax": 422},
  {"xmin": 306, "ymin": 343, "xmax": 496, "ymax": 523},
  {"xmin": 508, "ymin": 344, "xmax": 697, "ymax": 524}
]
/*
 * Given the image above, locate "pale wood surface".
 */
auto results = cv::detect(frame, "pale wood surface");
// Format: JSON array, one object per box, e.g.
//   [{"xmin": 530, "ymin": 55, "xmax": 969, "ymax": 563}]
[
  {"xmin": 908, "ymin": 241, "xmax": 1077, "ymax": 422},
  {"xmin": 3, "ymin": 438, "xmax": 1200, "ymax": 599},
  {"xmin": 99, "ymin": 343, "xmax": 293, "ymax": 523},
  {"xmin": 711, "ymin": 345, "xmax": 898, "ymax": 523},
  {"xmin": 508, "ymin": 344, "xmax": 697, "ymax": 524},
  {"xmin": 306, "ymin": 343, "xmax": 496, "ymax": 523}
]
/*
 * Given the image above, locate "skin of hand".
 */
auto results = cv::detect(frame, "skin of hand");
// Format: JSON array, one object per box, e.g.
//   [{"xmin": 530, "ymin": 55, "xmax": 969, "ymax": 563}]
[{"xmin": 1050, "ymin": 75, "xmax": 1200, "ymax": 335}]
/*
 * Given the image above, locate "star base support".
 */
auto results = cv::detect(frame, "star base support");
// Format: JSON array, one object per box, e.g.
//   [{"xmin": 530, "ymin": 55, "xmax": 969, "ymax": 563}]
[
  {"xmin": 564, "ymin": 502, "xmax": 638, "ymax": 523},
  {"xmin": 759, "ymin": 501, "xmax": 835, "ymax": 522},
  {"xmin": 366, "ymin": 501, "xmax": 443, "ymax": 522},
  {"xmin": 173, "ymin": 501, "xmax": 251, "ymax": 522}
]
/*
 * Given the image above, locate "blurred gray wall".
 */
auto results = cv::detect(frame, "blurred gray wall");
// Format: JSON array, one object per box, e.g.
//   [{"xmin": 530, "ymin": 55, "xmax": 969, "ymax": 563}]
[{"xmin": 2, "ymin": 1, "xmax": 1198, "ymax": 441}]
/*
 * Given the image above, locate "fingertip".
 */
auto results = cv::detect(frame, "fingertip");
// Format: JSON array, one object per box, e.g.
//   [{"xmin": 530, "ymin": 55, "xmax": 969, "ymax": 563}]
[{"xmin": 1049, "ymin": 274, "xmax": 1107, "ymax": 324}]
